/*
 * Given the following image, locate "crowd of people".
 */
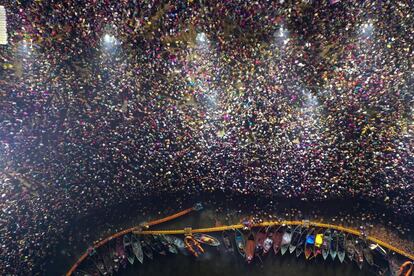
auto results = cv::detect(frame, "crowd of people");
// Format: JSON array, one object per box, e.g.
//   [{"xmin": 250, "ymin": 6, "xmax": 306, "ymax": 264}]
[{"xmin": 0, "ymin": 0, "xmax": 413, "ymax": 274}]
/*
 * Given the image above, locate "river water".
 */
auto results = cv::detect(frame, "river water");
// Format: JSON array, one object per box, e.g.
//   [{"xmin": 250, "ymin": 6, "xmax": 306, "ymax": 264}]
[{"xmin": 51, "ymin": 194, "xmax": 410, "ymax": 275}]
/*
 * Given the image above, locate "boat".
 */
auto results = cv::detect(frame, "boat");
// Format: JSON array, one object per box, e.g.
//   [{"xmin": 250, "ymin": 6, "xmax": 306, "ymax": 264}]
[
  {"xmin": 321, "ymin": 229, "xmax": 332, "ymax": 260},
  {"xmin": 115, "ymin": 237, "xmax": 127, "ymax": 268},
  {"xmin": 362, "ymin": 240, "xmax": 374, "ymax": 266},
  {"xmin": 289, "ymin": 226, "xmax": 304, "ymax": 254},
  {"xmin": 369, "ymin": 243, "xmax": 387, "ymax": 258},
  {"xmin": 108, "ymin": 240, "xmax": 119, "ymax": 273},
  {"xmin": 194, "ymin": 233, "xmax": 220, "ymax": 247},
  {"xmin": 100, "ymin": 245, "xmax": 114, "ymax": 274},
  {"xmin": 314, "ymin": 231, "xmax": 324, "ymax": 258},
  {"xmin": 184, "ymin": 235, "xmax": 204, "ymax": 257},
  {"xmin": 263, "ymin": 227, "xmax": 274, "ymax": 255},
  {"xmin": 123, "ymin": 234, "xmax": 135, "ymax": 265},
  {"xmin": 222, "ymin": 231, "xmax": 234, "ymax": 252},
  {"xmin": 345, "ymin": 234, "xmax": 356, "ymax": 262},
  {"xmin": 90, "ymin": 250, "xmax": 107, "ymax": 275},
  {"xmin": 141, "ymin": 237, "xmax": 154, "ymax": 260},
  {"xmin": 246, "ymin": 232, "xmax": 255, "ymax": 263},
  {"xmin": 295, "ymin": 228, "xmax": 308, "ymax": 258},
  {"xmin": 131, "ymin": 234, "xmax": 144, "ymax": 264},
  {"xmin": 304, "ymin": 229, "xmax": 315, "ymax": 260},
  {"xmin": 354, "ymin": 239, "xmax": 364, "ymax": 269},
  {"xmin": 160, "ymin": 234, "xmax": 178, "ymax": 254},
  {"xmin": 235, "ymin": 229, "xmax": 246, "ymax": 258},
  {"xmin": 330, "ymin": 230, "xmax": 338, "ymax": 261},
  {"xmin": 280, "ymin": 226, "xmax": 293, "ymax": 256},
  {"xmin": 164, "ymin": 235, "xmax": 187, "ymax": 254},
  {"xmin": 398, "ymin": 261, "xmax": 413, "ymax": 276},
  {"xmin": 272, "ymin": 227, "xmax": 284, "ymax": 255},
  {"xmin": 255, "ymin": 227, "xmax": 267, "ymax": 253},
  {"xmin": 151, "ymin": 235, "xmax": 167, "ymax": 255},
  {"xmin": 337, "ymin": 232, "xmax": 346, "ymax": 263}
]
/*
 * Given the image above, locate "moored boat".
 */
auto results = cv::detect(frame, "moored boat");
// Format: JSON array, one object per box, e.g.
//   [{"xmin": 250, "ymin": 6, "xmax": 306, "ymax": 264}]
[
  {"xmin": 164, "ymin": 235, "xmax": 187, "ymax": 255},
  {"xmin": 330, "ymin": 230, "xmax": 338, "ymax": 261},
  {"xmin": 184, "ymin": 235, "xmax": 204, "ymax": 257},
  {"xmin": 222, "ymin": 231, "xmax": 234, "ymax": 252},
  {"xmin": 151, "ymin": 235, "xmax": 168, "ymax": 256},
  {"xmin": 280, "ymin": 226, "xmax": 293, "ymax": 256},
  {"xmin": 246, "ymin": 232, "xmax": 255, "ymax": 263},
  {"xmin": 263, "ymin": 226, "xmax": 274, "ymax": 255},
  {"xmin": 141, "ymin": 237, "xmax": 154, "ymax": 260},
  {"xmin": 131, "ymin": 234, "xmax": 144, "ymax": 264},
  {"xmin": 345, "ymin": 234, "xmax": 356, "ymax": 262},
  {"xmin": 362, "ymin": 240, "xmax": 374, "ymax": 266},
  {"xmin": 255, "ymin": 227, "xmax": 267, "ymax": 253},
  {"xmin": 295, "ymin": 228, "xmax": 308, "ymax": 258},
  {"xmin": 304, "ymin": 229, "xmax": 315, "ymax": 260},
  {"xmin": 272, "ymin": 227, "xmax": 284, "ymax": 255},
  {"xmin": 161, "ymin": 234, "xmax": 178, "ymax": 254},
  {"xmin": 354, "ymin": 238, "xmax": 364, "ymax": 269},
  {"xmin": 321, "ymin": 229, "xmax": 331, "ymax": 260},
  {"xmin": 235, "ymin": 229, "xmax": 246, "ymax": 258},
  {"xmin": 123, "ymin": 234, "xmax": 135, "ymax": 265},
  {"xmin": 289, "ymin": 226, "xmax": 304, "ymax": 254},
  {"xmin": 194, "ymin": 233, "xmax": 221, "ymax": 247},
  {"xmin": 337, "ymin": 232, "xmax": 346, "ymax": 263},
  {"xmin": 115, "ymin": 237, "xmax": 127, "ymax": 268},
  {"xmin": 314, "ymin": 230, "xmax": 324, "ymax": 258}
]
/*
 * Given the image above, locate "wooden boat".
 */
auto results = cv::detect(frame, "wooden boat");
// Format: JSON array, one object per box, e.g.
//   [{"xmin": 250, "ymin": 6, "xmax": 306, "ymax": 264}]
[
  {"xmin": 151, "ymin": 235, "xmax": 167, "ymax": 255},
  {"xmin": 164, "ymin": 235, "xmax": 187, "ymax": 254},
  {"xmin": 304, "ymin": 229, "xmax": 315, "ymax": 260},
  {"xmin": 330, "ymin": 230, "xmax": 338, "ymax": 261},
  {"xmin": 141, "ymin": 237, "xmax": 154, "ymax": 260},
  {"xmin": 100, "ymin": 245, "xmax": 114, "ymax": 274},
  {"xmin": 194, "ymin": 233, "xmax": 220, "ymax": 247},
  {"xmin": 246, "ymin": 232, "xmax": 255, "ymax": 263},
  {"xmin": 289, "ymin": 226, "xmax": 303, "ymax": 254},
  {"xmin": 272, "ymin": 227, "xmax": 284, "ymax": 255},
  {"xmin": 107, "ymin": 240, "xmax": 119, "ymax": 273},
  {"xmin": 280, "ymin": 226, "xmax": 293, "ymax": 256},
  {"xmin": 337, "ymin": 232, "xmax": 346, "ymax": 263},
  {"xmin": 115, "ymin": 237, "xmax": 127, "ymax": 268},
  {"xmin": 362, "ymin": 240, "xmax": 374, "ymax": 266},
  {"xmin": 131, "ymin": 234, "xmax": 144, "ymax": 264},
  {"xmin": 255, "ymin": 227, "xmax": 267, "ymax": 253},
  {"xmin": 369, "ymin": 243, "xmax": 387, "ymax": 258},
  {"xmin": 235, "ymin": 229, "xmax": 246, "ymax": 258},
  {"xmin": 184, "ymin": 235, "xmax": 204, "ymax": 257},
  {"xmin": 399, "ymin": 261, "xmax": 413, "ymax": 276},
  {"xmin": 314, "ymin": 231, "xmax": 324, "ymax": 258},
  {"xmin": 354, "ymin": 239, "xmax": 364, "ymax": 269},
  {"xmin": 321, "ymin": 229, "xmax": 331, "ymax": 260},
  {"xmin": 263, "ymin": 226, "xmax": 274, "ymax": 255},
  {"xmin": 295, "ymin": 228, "xmax": 308, "ymax": 258},
  {"xmin": 345, "ymin": 234, "xmax": 356, "ymax": 262},
  {"xmin": 222, "ymin": 231, "xmax": 234, "ymax": 252},
  {"xmin": 123, "ymin": 234, "xmax": 135, "ymax": 265},
  {"xmin": 160, "ymin": 234, "xmax": 178, "ymax": 254},
  {"xmin": 90, "ymin": 250, "xmax": 107, "ymax": 275}
]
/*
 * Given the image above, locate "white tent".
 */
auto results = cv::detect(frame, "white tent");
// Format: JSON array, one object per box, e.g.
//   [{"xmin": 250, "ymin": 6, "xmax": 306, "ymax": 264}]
[{"xmin": 0, "ymin": 6, "xmax": 7, "ymax": 45}]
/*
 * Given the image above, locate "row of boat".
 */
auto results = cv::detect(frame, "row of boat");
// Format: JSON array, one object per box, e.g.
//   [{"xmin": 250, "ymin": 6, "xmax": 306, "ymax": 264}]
[
  {"xmin": 75, "ymin": 226, "xmax": 394, "ymax": 275},
  {"xmin": 230, "ymin": 226, "xmax": 382, "ymax": 269}
]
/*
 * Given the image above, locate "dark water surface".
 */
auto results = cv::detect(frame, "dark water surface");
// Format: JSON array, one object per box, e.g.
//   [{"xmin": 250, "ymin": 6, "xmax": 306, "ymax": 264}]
[
  {"xmin": 120, "ymin": 250, "xmax": 369, "ymax": 276},
  {"xmin": 51, "ymin": 194, "xmax": 412, "ymax": 275}
]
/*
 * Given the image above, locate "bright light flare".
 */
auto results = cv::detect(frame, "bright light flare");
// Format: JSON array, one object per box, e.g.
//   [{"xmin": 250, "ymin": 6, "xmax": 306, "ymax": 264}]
[{"xmin": 104, "ymin": 34, "xmax": 115, "ymax": 44}]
